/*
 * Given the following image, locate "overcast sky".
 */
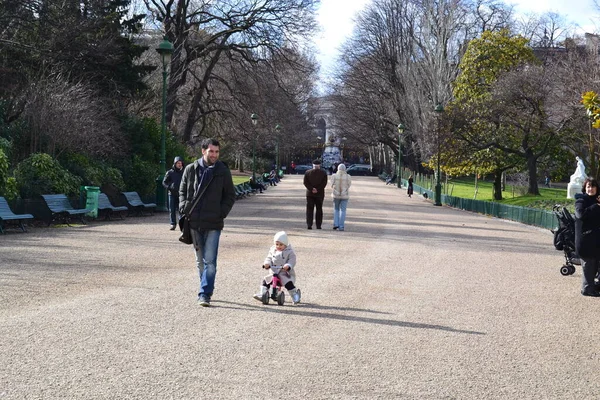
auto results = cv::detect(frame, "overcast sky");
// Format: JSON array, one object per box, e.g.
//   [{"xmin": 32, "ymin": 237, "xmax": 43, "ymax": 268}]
[{"xmin": 314, "ymin": 0, "xmax": 600, "ymax": 92}]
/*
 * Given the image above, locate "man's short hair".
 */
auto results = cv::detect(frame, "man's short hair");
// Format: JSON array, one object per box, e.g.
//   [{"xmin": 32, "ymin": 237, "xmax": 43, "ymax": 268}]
[
  {"xmin": 201, "ymin": 138, "xmax": 220, "ymax": 149},
  {"xmin": 312, "ymin": 159, "xmax": 321, "ymax": 165}
]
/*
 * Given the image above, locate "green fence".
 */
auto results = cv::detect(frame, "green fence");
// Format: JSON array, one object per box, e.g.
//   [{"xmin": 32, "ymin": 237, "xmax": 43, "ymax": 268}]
[{"xmin": 403, "ymin": 180, "xmax": 558, "ymax": 230}]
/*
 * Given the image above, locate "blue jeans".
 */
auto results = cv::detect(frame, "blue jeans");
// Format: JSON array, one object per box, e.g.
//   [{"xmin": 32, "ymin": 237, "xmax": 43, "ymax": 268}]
[
  {"xmin": 333, "ymin": 198, "xmax": 348, "ymax": 229},
  {"xmin": 168, "ymin": 193, "xmax": 179, "ymax": 226},
  {"xmin": 191, "ymin": 229, "xmax": 221, "ymax": 298}
]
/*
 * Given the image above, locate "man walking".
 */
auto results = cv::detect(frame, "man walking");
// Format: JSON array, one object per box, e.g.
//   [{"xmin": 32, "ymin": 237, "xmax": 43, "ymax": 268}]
[
  {"xmin": 303, "ymin": 159, "xmax": 328, "ymax": 229},
  {"xmin": 179, "ymin": 138, "xmax": 236, "ymax": 306},
  {"xmin": 162, "ymin": 156, "xmax": 184, "ymax": 230}
]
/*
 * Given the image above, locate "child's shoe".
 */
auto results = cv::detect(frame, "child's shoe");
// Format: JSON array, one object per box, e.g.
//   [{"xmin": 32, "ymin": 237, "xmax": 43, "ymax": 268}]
[
  {"xmin": 253, "ymin": 286, "xmax": 268, "ymax": 302},
  {"xmin": 289, "ymin": 288, "xmax": 301, "ymax": 304}
]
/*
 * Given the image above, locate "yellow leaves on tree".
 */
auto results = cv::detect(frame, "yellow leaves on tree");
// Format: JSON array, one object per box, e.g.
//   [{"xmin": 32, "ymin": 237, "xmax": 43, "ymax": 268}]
[{"xmin": 582, "ymin": 91, "xmax": 600, "ymax": 129}]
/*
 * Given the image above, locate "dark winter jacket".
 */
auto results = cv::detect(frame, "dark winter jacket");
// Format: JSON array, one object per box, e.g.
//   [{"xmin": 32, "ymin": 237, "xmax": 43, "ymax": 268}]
[
  {"xmin": 179, "ymin": 158, "xmax": 236, "ymax": 230},
  {"xmin": 303, "ymin": 167, "xmax": 328, "ymax": 198},
  {"xmin": 575, "ymin": 193, "xmax": 600, "ymax": 259},
  {"xmin": 162, "ymin": 157, "xmax": 184, "ymax": 195}
]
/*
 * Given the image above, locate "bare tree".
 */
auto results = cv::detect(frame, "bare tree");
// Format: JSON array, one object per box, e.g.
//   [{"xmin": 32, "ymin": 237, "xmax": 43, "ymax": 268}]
[
  {"xmin": 22, "ymin": 75, "xmax": 123, "ymax": 159},
  {"xmin": 331, "ymin": 0, "xmax": 485, "ymax": 171},
  {"xmin": 142, "ymin": 0, "xmax": 318, "ymax": 143}
]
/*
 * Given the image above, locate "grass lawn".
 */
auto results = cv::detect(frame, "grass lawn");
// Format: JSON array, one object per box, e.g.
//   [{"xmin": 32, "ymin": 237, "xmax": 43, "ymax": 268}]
[
  {"xmin": 438, "ymin": 177, "xmax": 574, "ymax": 211},
  {"xmin": 233, "ymin": 176, "xmax": 251, "ymax": 185}
]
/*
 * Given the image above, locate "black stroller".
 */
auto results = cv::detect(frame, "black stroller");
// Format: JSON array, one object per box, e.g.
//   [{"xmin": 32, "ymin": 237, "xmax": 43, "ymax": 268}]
[{"xmin": 552, "ymin": 205, "xmax": 580, "ymax": 276}]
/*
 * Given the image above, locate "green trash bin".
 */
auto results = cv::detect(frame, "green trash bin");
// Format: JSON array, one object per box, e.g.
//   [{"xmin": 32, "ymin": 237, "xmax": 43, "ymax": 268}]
[{"xmin": 84, "ymin": 186, "xmax": 100, "ymax": 218}]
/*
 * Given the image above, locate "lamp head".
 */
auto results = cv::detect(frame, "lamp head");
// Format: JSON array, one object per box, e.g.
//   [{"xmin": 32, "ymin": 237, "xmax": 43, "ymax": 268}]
[
  {"xmin": 156, "ymin": 36, "xmax": 174, "ymax": 68},
  {"xmin": 434, "ymin": 103, "xmax": 444, "ymax": 113},
  {"xmin": 251, "ymin": 113, "xmax": 258, "ymax": 126},
  {"xmin": 397, "ymin": 123, "xmax": 405, "ymax": 134}
]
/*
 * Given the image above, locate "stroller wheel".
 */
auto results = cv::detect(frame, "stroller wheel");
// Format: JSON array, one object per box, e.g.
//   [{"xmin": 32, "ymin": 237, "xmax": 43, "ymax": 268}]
[
  {"xmin": 277, "ymin": 290, "xmax": 285, "ymax": 306},
  {"xmin": 560, "ymin": 265, "xmax": 571, "ymax": 276},
  {"xmin": 261, "ymin": 291, "xmax": 270, "ymax": 305},
  {"xmin": 569, "ymin": 265, "xmax": 576, "ymax": 275}
]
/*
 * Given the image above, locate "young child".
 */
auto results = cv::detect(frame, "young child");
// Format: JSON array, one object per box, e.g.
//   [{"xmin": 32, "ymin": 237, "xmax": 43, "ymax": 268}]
[{"xmin": 253, "ymin": 231, "xmax": 301, "ymax": 304}]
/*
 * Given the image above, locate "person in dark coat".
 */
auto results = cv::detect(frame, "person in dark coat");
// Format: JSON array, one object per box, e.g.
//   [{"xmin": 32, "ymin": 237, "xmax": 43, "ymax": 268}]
[
  {"xmin": 407, "ymin": 175, "xmax": 414, "ymax": 197},
  {"xmin": 575, "ymin": 177, "xmax": 600, "ymax": 297},
  {"xmin": 162, "ymin": 156, "xmax": 184, "ymax": 230},
  {"xmin": 179, "ymin": 139, "xmax": 236, "ymax": 306},
  {"xmin": 303, "ymin": 159, "xmax": 328, "ymax": 229}
]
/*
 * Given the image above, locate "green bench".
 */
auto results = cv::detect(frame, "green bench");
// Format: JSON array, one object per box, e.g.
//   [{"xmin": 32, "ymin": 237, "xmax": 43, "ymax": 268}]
[
  {"xmin": 0, "ymin": 196, "xmax": 34, "ymax": 234},
  {"xmin": 98, "ymin": 193, "xmax": 128, "ymax": 220},
  {"xmin": 41, "ymin": 194, "xmax": 92, "ymax": 226},
  {"xmin": 122, "ymin": 191, "xmax": 156, "ymax": 216}
]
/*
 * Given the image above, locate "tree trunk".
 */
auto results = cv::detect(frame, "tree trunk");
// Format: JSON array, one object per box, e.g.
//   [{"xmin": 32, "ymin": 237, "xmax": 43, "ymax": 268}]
[
  {"xmin": 493, "ymin": 169, "xmax": 503, "ymax": 200},
  {"xmin": 526, "ymin": 150, "xmax": 540, "ymax": 195}
]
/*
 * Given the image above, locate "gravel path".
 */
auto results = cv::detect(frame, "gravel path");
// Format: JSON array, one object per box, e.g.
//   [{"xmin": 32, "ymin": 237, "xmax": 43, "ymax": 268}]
[{"xmin": 0, "ymin": 175, "xmax": 597, "ymax": 399}]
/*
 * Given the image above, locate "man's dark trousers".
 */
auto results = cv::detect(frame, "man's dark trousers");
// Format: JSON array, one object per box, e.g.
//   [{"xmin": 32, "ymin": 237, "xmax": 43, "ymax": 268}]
[{"xmin": 306, "ymin": 196, "xmax": 324, "ymax": 228}]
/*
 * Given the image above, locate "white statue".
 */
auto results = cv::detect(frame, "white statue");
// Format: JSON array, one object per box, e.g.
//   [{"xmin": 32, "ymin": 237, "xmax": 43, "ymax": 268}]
[
  {"xmin": 570, "ymin": 156, "xmax": 587, "ymax": 185},
  {"xmin": 567, "ymin": 156, "xmax": 587, "ymax": 199}
]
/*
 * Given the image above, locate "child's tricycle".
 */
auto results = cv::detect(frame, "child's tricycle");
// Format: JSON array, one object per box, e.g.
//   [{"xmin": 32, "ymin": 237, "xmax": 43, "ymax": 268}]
[{"xmin": 261, "ymin": 271, "xmax": 286, "ymax": 305}]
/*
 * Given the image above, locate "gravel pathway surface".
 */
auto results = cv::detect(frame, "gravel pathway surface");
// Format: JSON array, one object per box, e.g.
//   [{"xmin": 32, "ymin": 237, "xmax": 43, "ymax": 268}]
[{"xmin": 1, "ymin": 175, "xmax": 598, "ymax": 399}]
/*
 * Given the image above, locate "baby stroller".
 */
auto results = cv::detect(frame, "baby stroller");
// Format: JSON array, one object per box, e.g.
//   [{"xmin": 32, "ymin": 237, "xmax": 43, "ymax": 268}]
[{"xmin": 552, "ymin": 205, "xmax": 580, "ymax": 276}]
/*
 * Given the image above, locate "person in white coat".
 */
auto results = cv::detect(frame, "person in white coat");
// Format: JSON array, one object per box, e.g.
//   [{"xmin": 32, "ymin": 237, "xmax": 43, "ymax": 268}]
[
  {"xmin": 253, "ymin": 231, "xmax": 301, "ymax": 304},
  {"xmin": 330, "ymin": 163, "xmax": 351, "ymax": 231}
]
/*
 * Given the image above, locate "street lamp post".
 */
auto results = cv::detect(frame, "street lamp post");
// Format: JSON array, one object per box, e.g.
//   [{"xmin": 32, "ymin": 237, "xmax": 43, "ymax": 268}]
[
  {"xmin": 434, "ymin": 104, "xmax": 444, "ymax": 206},
  {"xmin": 397, "ymin": 123, "xmax": 405, "ymax": 188},
  {"xmin": 155, "ymin": 36, "xmax": 174, "ymax": 212},
  {"xmin": 251, "ymin": 113, "xmax": 258, "ymax": 180},
  {"xmin": 275, "ymin": 124, "xmax": 281, "ymax": 172}
]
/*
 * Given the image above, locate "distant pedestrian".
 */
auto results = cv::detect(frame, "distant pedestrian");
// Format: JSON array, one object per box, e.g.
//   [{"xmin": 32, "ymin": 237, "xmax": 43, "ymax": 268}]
[
  {"xmin": 179, "ymin": 138, "xmax": 236, "ymax": 307},
  {"xmin": 331, "ymin": 163, "xmax": 351, "ymax": 231},
  {"xmin": 304, "ymin": 159, "xmax": 328, "ymax": 229},
  {"xmin": 162, "ymin": 156, "xmax": 184, "ymax": 230},
  {"xmin": 545, "ymin": 176, "xmax": 551, "ymax": 187},
  {"xmin": 407, "ymin": 175, "xmax": 414, "ymax": 198}
]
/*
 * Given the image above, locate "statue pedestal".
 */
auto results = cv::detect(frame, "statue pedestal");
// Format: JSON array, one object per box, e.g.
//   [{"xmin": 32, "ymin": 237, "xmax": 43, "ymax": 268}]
[{"xmin": 567, "ymin": 183, "xmax": 582, "ymax": 199}]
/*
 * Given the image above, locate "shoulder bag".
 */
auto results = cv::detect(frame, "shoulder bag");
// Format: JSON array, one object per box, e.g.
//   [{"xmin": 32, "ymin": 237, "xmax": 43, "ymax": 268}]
[{"xmin": 178, "ymin": 175, "xmax": 214, "ymax": 244}]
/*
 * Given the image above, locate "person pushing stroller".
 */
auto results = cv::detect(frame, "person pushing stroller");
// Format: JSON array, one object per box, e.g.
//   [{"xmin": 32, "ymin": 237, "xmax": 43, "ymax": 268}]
[{"xmin": 253, "ymin": 231, "xmax": 301, "ymax": 304}]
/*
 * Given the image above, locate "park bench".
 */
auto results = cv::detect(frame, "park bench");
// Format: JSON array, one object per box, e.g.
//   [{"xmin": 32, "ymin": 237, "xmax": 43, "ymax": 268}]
[
  {"xmin": 234, "ymin": 184, "xmax": 248, "ymax": 199},
  {"xmin": 243, "ymin": 182, "xmax": 257, "ymax": 195},
  {"xmin": 122, "ymin": 191, "xmax": 156, "ymax": 216},
  {"xmin": 98, "ymin": 193, "xmax": 128, "ymax": 220},
  {"xmin": 0, "ymin": 196, "xmax": 34, "ymax": 234},
  {"xmin": 41, "ymin": 194, "xmax": 92, "ymax": 226}
]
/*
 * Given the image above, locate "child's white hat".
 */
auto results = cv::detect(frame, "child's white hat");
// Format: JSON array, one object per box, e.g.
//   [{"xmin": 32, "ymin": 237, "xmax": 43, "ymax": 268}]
[{"xmin": 274, "ymin": 231, "xmax": 288, "ymax": 246}]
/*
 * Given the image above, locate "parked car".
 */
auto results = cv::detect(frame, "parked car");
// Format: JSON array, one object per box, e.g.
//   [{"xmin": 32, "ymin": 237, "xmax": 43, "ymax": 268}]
[
  {"xmin": 294, "ymin": 165, "xmax": 312, "ymax": 174},
  {"xmin": 346, "ymin": 164, "xmax": 374, "ymax": 176}
]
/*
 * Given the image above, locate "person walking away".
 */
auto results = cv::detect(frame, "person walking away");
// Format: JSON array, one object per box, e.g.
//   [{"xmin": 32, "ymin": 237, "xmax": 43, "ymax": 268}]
[
  {"xmin": 407, "ymin": 175, "xmax": 414, "ymax": 198},
  {"xmin": 331, "ymin": 163, "xmax": 351, "ymax": 231},
  {"xmin": 304, "ymin": 159, "xmax": 328, "ymax": 229},
  {"xmin": 162, "ymin": 156, "xmax": 184, "ymax": 230},
  {"xmin": 575, "ymin": 177, "xmax": 600, "ymax": 297},
  {"xmin": 253, "ymin": 231, "xmax": 301, "ymax": 304},
  {"xmin": 179, "ymin": 138, "xmax": 236, "ymax": 306}
]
